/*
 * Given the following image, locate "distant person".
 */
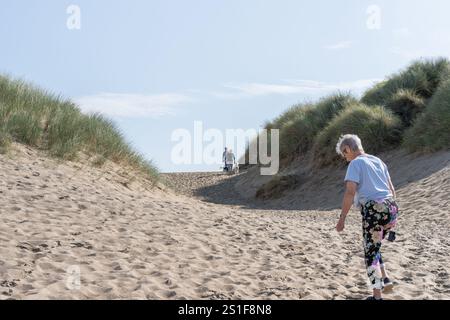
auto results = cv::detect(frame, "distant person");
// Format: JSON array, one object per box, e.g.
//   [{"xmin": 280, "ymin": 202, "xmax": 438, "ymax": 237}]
[
  {"xmin": 224, "ymin": 148, "xmax": 236, "ymax": 172},
  {"xmin": 222, "ymin": 147, "xmax": 228, "ymax": 169},
  {"xmin": 335, "ymin": 134, "xmax": 398, "ymax": 300}
]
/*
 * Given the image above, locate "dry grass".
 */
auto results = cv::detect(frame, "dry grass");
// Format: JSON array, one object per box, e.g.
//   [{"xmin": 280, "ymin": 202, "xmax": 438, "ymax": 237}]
[{"xmin": 0, "ymin": 75, "xmax": 159, "ymax": 182}]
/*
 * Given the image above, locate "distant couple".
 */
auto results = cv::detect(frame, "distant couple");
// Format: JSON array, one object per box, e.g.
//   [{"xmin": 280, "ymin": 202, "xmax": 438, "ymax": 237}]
[
  {"xmin": 222, "ymin": 147, "xmax": 237, "ymax": 173},
  {"xmin": 335, "ymin": 134, "xmax": 399, "ymax": 300}
]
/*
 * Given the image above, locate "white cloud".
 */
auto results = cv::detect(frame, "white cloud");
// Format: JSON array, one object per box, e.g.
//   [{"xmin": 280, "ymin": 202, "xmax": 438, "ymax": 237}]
[
  {"xmin": 75, "ymin": 79, "xmax": 383, "ymax": 116},
  {"xmin": 224, "ymin": 83, "xmax": 305, "ymax": 96},
  {"xmin": 215, "ymin": 78, "xmax": 382, "ymax": 99},
  {"xmin": 324, "ymin": 41, "xmax": 353, "ymax": 50},
  {"xmin": 75, "ymin": 93, "xmax": 192, "ymax": 118}
]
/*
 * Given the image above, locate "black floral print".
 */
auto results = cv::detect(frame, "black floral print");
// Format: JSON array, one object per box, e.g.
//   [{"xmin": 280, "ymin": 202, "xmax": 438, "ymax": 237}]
[{"xmin": 361, "ymin": 198, "xmax": 399, "ymax": 289}]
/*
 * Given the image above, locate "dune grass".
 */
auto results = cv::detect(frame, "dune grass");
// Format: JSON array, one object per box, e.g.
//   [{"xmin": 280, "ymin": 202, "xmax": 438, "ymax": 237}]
[
  {"xmin": 403, "ymin": 79, "xmax": 450, "ymax": 152},
  {"xmin": 312, "ymin": 103, "xmax": 402, "ymax": 167},
  {"xmin": 361, "ymin": 58, "xmax": 450, "ymax": 106},
  {"xmin": 254, "ymin": 58, "xmax": 450, "ymax": 170},
  {"xmin": 245, "ymin": 58, "xmax": 449, "ymax": 199},
  {"xmin": 385, "ymin": 89, "xmax": 426, "ymax": 127},
  {"xmin": 243, "ymin": 92, "xmax": 357, "ymax": 166},
  {"xmin": 0, "ymin": 75, "xmax": 159, "ymax": 182},
  {"xmin": 241, "ymin": 93, "xmax": 357, "ymax": 166},
  {"xmin": 264, "ymin": 102, "xmax": 308, "ymax": 131},
  {"xmin": 279, "ymin": 93, "xmax": 357, "ymax": 158}
]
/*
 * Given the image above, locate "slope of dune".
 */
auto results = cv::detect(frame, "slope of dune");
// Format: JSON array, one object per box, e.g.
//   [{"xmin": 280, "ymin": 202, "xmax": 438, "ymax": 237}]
[
  {"xmin": 1, "ymin": 143, "xmax": 449, "ymax": 299},
  {"xmin": 235, "ymin": 149, "xmax": 450, "ymax": 211}
]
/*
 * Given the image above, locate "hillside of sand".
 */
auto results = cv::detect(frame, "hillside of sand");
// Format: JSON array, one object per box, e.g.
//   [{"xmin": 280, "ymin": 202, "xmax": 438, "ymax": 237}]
[{"xmin": 0, "ymin": 143, "xmax": 449, "ymax": 299}]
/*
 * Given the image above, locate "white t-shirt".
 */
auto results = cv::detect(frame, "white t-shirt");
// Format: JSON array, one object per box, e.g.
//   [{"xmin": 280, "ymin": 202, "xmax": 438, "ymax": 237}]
[{"xmin": 225, "ymin": 152, "xmax": 235, "ymax": 164}]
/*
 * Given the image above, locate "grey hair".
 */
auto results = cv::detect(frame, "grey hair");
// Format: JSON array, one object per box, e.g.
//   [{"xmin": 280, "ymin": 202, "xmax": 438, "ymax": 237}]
[{"xmin": 336, "ymin": 134, "xmax": 364, "ymax": 156}]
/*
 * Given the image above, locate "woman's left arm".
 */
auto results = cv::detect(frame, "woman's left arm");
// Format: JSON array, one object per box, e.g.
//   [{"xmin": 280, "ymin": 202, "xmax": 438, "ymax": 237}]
[
  {"xmin": 388, "ymin": 177, "xmax": 396, "ymax": 199},
  {"xmin": 383, "ymin": 162, "xmax": 396, "ymax": 199}
]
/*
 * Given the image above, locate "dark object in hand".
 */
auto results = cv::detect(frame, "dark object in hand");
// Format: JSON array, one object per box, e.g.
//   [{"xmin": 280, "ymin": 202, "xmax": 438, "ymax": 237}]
[{"xmin": 387, "ymin": 231, "xmax": 396, "ymax": 242}]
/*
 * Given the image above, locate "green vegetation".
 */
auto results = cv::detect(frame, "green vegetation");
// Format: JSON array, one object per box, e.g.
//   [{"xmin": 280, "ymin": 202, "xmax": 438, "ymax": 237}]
[
  {"xmin": 244, "ymin": 93, "xmax": 357, "ymax": 164},
  {"xmin": 242, "ymin": 93, "xmax": 356, "ymax": 166},
  {"xmin": 249, "ymin": 58, "xmax": 450, "ymax": 200},
  {"xmin": 385, "ymin": 89, "xmax": 426, "ymax": 127},
  {"xmin": 403, "ymin": 79, "xmax": 450, "ymax": 152},
  {"xmin": 312, "ymin": 103, "xmax": 402, "ymax": 167},
  {"xmin": 254, "ymin": 58, "xmax": 450, "ymax": 171},
  {"xmin": 279, "ymin": 93, "xmax": 357, "ymax": 158},
  {"xmin": 361, "ymin": 58, "xmax": 450, "ymax": 106},
  {"xmin": 265, "ymin": 103, "xmax": 307, "ymax": 131},
  {"xmin": 0, "ymin": 75, "xmax": 159, "ymax": 182}
]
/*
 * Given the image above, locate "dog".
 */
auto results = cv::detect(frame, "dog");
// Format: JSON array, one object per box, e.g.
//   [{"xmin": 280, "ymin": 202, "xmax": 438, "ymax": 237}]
[{"xmin": 222, "ymin": 163, "xmax": 239, "ymax": 175}]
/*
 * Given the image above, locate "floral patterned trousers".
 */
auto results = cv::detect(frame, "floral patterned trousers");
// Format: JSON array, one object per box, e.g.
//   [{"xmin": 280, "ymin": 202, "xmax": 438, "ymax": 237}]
[{"xmin": 361, "ymin": 199, "xmax": 399, "ymax": 289}]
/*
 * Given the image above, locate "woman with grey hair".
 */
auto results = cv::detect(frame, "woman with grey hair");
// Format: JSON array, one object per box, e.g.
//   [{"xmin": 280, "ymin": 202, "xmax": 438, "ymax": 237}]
[{"xmin": 335, "ymin": 134, "xmax": 399, "ymax": 300}]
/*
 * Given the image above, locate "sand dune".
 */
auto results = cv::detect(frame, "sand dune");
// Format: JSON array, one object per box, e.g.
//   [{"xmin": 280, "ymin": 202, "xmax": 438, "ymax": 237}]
[{"xmin": 0, "ymin": 144, "xmax": 449, "ymax": 299}]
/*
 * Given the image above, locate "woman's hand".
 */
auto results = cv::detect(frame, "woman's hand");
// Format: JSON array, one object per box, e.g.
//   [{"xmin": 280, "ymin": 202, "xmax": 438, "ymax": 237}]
[
  {"xmin": 336, "ymin": 182, "xmax": 356, "ymax": 233},
  {"xmin": 336, "ymin": 217, "xmax": 345, "ymax": 232}
]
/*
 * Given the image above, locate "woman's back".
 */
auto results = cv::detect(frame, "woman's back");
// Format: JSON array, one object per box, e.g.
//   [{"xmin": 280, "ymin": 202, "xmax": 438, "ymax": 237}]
[{"xmin": 344, "ymin": 154, "xmax": 393, "ymax": 205}]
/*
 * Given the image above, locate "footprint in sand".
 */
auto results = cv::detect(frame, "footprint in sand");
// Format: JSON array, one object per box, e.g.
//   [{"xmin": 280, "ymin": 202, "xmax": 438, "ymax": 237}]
[{"xmin": 162, "ymin": 290, "xmax": 177, "ymax": 298}]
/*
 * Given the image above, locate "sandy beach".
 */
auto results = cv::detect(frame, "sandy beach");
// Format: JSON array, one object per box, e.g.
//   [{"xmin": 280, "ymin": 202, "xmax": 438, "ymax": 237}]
[{"xmin": 0, "ymin": 143, "xmax": 448, "ymax": 300}]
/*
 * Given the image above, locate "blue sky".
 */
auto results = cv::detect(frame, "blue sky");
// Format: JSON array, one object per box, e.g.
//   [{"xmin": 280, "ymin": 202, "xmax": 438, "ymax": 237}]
[{"xmin": 2, "ymin": 0, "xmax": 450, "ymax": 172}]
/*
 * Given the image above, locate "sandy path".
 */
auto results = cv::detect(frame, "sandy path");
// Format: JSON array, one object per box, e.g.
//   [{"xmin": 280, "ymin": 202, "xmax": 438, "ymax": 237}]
[{"xmin": 1, "ymin": 145, "xmax": 449, "ymax": 299}]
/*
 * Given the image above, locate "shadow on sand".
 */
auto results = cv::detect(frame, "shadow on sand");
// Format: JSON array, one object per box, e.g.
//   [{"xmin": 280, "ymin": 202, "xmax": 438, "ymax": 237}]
[{"xmin": 165, "ymin": 150, "xmax": 450, "ymax": 212}]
